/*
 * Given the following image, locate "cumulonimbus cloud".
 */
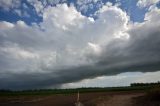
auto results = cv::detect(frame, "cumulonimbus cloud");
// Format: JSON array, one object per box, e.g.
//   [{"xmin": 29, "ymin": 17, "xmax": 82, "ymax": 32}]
[{"xmin": 0, "ymin": 3, "xmax": 160, "ymax": 90}]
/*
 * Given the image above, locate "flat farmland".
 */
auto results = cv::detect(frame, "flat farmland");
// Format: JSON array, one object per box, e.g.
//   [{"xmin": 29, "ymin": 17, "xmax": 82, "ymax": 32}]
[
  {"xmin": 0, "ymin": 91, "xmax": 145, "ymax": 106},
  {"xmin": 0, "ymin": 86, "xmax": 160, "ymax": 106}
]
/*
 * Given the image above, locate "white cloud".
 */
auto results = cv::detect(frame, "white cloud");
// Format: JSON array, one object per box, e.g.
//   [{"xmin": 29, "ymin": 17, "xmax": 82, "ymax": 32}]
[
  {"xmin": 144, "ymin": 6, "xmax": 160, "ymax": 22},
  {"xmin": 27, "ymin": 0, "xmax": 44, "ymax": 15},
  {"xmin": 0, "ymin": 3, "xmax": 131, "ymax": 89},
  {"xmin": 88, "ymin": 42, "xmax": 101, "ymax": 55},
  {"xmin": 0, "ymin": 0, "xmax": 31, "ymax": 17},
  {"xmin": 27, "ymin": 0, "xmax": 67, "ymax": 16},
  {"xmin": 137, "ymin": 0, "xmax": 160, "ymax": 8},
  {"xmin": 42, "ymin": 4, "xmax": 86, "ymax": 29},
  {"xmin": 0, "ymin": 21, "xmax": 14, "ymax": 29},
  {"xmin": 76, "ymin": 0, "xmax": 104, "ymax": 13},
  {"xmin": 46, "ymin": 0, "xmax": 66, "ymax": 5},
  {"xmin": 0, "ymin": 0, "xmax": 21, "ymax": 11}
]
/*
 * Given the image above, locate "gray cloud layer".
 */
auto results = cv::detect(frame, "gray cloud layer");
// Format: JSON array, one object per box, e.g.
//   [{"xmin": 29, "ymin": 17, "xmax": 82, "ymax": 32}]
[{"xmin": 0, "ymin": 3, "xmax": 160, "ymax": 90}]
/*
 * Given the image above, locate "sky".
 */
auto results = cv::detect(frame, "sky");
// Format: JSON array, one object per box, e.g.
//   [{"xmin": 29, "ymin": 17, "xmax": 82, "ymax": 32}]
[{"xmin": 0, "ymin": 0, "xmax": 160, "ymax": 90}]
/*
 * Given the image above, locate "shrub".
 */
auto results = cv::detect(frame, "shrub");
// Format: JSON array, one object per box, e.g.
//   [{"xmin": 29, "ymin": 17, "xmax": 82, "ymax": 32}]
[{"xmin": 146, "ymin": 86, "xmax": 160, "ymax": 101}]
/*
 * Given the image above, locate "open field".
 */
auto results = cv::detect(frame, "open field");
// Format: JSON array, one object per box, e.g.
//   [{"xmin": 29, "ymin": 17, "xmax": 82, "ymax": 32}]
[
  {"xmin": 0, "ymin": 86, "xmax": 160, "ymax": 106},
  {"xmin": 0, "ymin": 91, "xmax": 144, "ymax": 106}
]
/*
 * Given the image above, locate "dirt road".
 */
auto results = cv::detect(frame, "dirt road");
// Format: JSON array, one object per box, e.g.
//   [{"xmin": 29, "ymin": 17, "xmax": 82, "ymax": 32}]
[
  {"xmin": 0, "ymin": 91, "xmax": 144, "ymax": 106},
  {"xmin": 96, "ymin": 93, "xmax": 143, "ymax": 106}
]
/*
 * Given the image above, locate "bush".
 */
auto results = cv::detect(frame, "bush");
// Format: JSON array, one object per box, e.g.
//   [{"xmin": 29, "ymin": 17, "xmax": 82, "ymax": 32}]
[{"xmin": 146, "ymin": 86, "xmax": 160, "ymax": 101}]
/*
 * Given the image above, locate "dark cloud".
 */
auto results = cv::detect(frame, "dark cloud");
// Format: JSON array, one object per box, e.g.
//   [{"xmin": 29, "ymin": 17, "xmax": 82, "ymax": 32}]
[{"xmin": 0, "ymin": 3, "xmax": 160, "ymax": 90}]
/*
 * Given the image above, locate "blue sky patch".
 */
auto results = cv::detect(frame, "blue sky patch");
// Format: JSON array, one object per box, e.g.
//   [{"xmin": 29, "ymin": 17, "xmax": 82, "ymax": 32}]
[{"xmin": 0, "ymin": 0, "xmax": 151, "ymax": 25}]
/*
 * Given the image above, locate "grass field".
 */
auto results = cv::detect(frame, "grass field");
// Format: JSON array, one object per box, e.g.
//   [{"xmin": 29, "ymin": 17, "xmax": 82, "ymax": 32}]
[{"xmin": 0, "ymin": 86, "xmax": 153, "ymax": 96}]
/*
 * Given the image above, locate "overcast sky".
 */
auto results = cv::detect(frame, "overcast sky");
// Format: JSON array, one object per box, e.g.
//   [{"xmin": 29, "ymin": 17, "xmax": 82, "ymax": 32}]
[{"xmin": 0, "ymin": 0, "xmax": 160, "ymax": 90}]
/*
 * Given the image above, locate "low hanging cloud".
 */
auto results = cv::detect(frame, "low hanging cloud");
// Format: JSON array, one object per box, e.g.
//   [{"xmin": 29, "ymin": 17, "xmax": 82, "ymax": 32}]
[
  {"xmin": 61, "ymin": 71, "xmax": 160, "ymax": 88},
  {"xmin": 0, "ymin": 3, "xmax": 160, "ymax": 90}
]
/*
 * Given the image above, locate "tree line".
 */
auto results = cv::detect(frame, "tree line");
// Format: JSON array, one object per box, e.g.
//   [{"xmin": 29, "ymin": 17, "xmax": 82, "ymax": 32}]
[{"xmin": 130, "ymin": 81, "xmax": 160, "ymax": 87}]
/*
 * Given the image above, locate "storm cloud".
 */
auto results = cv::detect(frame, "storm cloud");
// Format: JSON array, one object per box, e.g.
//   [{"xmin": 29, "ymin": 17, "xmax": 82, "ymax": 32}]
[{"xmin": 0, "ymin": 2, "xmax": 160, "ymax": 90}]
